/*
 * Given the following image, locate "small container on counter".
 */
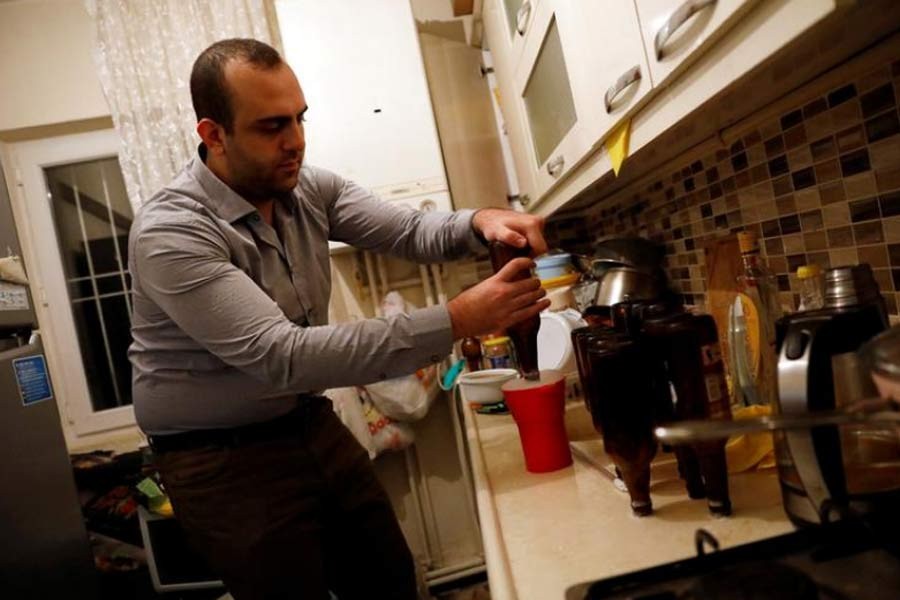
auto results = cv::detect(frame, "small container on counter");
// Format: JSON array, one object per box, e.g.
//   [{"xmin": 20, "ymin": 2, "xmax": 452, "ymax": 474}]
[
  {"xmin": 797, "ymin": 264, "xmax": 825, "ymax": 312},
  {"xmin": 482, "ymin": 336, "xmax": 514, "ymax": 370},
  {"xmin": 535, "ymin": 252, "xmax": 574, "ymax": 280},
  {"xmin": 540, "ymin": 272, "xmax": 580, "ymax": 312},
  {"xmin": 461, "ymin": 337, "xmax": 483, "ymax": 372}
]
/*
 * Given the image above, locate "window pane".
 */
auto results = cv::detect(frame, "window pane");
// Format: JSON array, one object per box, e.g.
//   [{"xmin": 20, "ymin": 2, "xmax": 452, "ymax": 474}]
[
  {"xmin": 101, "ymin": 295, "xmax": 133, "ymax": 408},
  {"xmin": 45, "ymin": 170, "xmax": 90, "ymax": 280},
  {"xmin": 96, "ymin": 274, "xmax": 124, "ymax": 296},
  {"xmin": 71, "ymin": 299, "xmax": 119, "ymax": 411},
  {"xmin": 522, "ymin": 18, "xmax": 577, "ymax": 166},
  {"xmin": 44, "ymin": 156, "xmax": 134, "ymax": 412},
  {"xmin": 68, "ymin": 279, "xmax": 92, "ymax": 301}
]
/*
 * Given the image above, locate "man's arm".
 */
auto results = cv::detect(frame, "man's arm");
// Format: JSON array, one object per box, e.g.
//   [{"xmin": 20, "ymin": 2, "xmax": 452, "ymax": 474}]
[
  {"xmin": 133, "ymin": 216, "xmax": 455, "ymax": 392},
  {"xmin": 134, "ymin": 215, "xmax": 549, "ymax": 391},
  {"xmin": 320, "ymin": 167, "xmax": 483, "ymax": 262}
]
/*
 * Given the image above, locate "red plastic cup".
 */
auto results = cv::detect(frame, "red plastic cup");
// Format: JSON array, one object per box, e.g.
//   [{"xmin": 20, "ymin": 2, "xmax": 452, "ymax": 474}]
[{"xmin": 501, "ymin": 370, "xmax": 572, "ymax": 473}]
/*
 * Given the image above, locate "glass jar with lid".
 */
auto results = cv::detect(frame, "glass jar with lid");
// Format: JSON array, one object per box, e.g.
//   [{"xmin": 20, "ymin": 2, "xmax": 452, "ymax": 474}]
[
  {"xmin": 482, "ymin": 336, "xmax": 513, "ymax": 370},
  {"xmin": 797, "ymin": 264, "xmax": 824, "ymax": 312}
]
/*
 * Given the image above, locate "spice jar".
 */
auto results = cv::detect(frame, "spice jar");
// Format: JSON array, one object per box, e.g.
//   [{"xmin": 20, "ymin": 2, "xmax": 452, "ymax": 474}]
[
  {"xmin": 461, "ymin": 337, "xmax": 484, "ymax": 372},
  {"xmin": 483, "ymin": 336, "xmax": 513, "ymax": 370}
]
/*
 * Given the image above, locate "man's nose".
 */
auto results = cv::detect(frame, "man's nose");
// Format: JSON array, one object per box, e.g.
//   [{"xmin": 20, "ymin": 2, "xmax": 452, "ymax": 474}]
[{"xmin": 283, "ymin": 120, "xmax": 304, "ymax": 152}]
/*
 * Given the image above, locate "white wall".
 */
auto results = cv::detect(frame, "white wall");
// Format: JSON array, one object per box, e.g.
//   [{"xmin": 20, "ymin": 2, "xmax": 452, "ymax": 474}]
[
  {"xmin": 0, "ymin": 0, "xmax": 109, "ymax": 133},
  {"xmin": 0, "ymin": 0, "xmax": 123, "ymax": 452}
]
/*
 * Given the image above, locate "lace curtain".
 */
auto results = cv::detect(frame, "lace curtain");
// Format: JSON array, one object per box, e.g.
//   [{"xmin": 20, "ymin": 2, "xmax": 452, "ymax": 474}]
[{"xmin": 85, "ymin": 0, "xmax": 272, "ymax": 210}]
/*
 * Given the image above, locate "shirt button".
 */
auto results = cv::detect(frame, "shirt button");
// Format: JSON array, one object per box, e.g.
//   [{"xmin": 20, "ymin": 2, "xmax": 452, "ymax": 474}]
[{"xmin": 250, "ymin": 214, "xmax": 261, "ymax": 222}]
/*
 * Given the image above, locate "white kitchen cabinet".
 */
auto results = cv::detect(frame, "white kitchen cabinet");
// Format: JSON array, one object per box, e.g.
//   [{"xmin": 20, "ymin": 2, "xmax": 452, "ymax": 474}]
[
  {"xmin": 483, "ymin": 0, "xmax": 540, "ymax": 207},
  {"xmin": 275, "ymin": 0, "xmax": 446, "ymax": 191},
  {"xmin": 485, "ymin": 0, "xmax": 653, "ymax": 208},
  {"xmin": 497, "ymin": 0, "xmax": 539, "ymax": 70},
  {"xmin": 513, "ymin": 0, "xmax": 588, "ymax": 195},
  {"xmin": 633, "ymin": 0, "xmax": 755, "ymax": 88},
  {"xmin": 557, "ymin": 0, "xmax": 653, "ymax": 156},
  {"xmin": 484, "ymin": 0, "xmax": 852, "ymax": 217}
]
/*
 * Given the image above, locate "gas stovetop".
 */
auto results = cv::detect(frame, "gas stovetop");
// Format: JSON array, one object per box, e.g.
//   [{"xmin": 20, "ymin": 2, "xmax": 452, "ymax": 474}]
[{"xmin": 566, "ymin": 520, "xmax": 900, "ymax": 599}]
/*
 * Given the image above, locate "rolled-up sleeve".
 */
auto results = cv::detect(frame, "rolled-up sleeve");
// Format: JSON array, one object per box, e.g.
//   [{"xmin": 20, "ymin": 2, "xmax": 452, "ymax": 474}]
[
  {"xmin": 318, "ymin": 168, "xmax": 485, "ymax": 261},
  {"xmin": 133, "ymin": 217, "xmax": 454, "ymax": 392}
]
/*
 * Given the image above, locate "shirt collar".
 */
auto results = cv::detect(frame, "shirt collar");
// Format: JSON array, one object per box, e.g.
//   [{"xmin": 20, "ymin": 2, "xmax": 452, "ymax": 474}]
[{"xmin": 188, "ymin": 143, "xmax": 258, "ymax": 223}]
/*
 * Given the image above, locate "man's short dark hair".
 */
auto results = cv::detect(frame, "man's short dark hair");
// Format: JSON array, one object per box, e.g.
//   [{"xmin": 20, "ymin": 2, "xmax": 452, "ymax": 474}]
[{"xmin": 190, "ymin": 38, "xmax": 283, "ymax": 132}]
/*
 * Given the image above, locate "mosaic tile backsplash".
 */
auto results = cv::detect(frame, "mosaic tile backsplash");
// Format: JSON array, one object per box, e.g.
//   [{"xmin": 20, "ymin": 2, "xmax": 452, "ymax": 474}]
[{"xmin": 547, "ymin": 55, "xmax": 900, "ymax": 315}]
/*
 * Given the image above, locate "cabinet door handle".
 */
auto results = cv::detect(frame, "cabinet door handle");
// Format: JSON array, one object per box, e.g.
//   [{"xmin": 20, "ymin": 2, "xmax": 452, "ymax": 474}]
[
  {"xmin": 654, "ymin": 0, "xmax": 717, "ymax": 61},
  {"xmin": 547, "ymin": 155, "xmax": 565, "ymax": 177},
  {"xmin": 515, "ymin": 1, "xmax": 532, "ymax": 36},
  {"xmin": 604, "ymin": 65, "xmax": 642, "ymax": 114}
]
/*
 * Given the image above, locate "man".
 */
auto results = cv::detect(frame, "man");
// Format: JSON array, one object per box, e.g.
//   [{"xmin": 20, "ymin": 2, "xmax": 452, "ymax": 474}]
[{"xmin": 129, "ymin": 38, "xmax": 548, "ymax": 599}]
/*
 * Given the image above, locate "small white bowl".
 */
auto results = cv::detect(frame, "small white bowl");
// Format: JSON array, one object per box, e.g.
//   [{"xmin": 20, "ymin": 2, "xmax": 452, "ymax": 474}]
[{"xmin": 458, "ymin": 369, "xmax": 519, "ymax": 406}]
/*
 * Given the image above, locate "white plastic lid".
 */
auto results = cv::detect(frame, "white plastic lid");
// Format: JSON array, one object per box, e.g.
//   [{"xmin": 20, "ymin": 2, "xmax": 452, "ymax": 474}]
[{"xmin": 537, "ymin": 310, "xmax": 586, "ymax": 374}]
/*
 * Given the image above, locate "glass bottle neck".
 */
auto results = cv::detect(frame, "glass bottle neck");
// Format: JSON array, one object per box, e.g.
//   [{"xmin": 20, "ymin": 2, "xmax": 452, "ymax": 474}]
[{"xmin": 741, "ymin": 251, "xmax": 762, "ymax": 272}]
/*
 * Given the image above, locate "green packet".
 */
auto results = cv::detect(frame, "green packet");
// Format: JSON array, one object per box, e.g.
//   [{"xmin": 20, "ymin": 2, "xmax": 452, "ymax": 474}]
[{"xmin": 136, "ymin": 477, "xmax": 168, "ymax": 512}]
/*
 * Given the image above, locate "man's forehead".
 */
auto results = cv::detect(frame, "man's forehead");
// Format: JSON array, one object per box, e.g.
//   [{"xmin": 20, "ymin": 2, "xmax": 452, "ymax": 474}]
[{"xmin": 225, "ymin": 60, "xmax": 304, "ymax": 112}]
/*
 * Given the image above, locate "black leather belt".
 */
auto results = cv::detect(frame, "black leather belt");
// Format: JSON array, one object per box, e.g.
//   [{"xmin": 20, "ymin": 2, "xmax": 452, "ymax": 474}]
[{"xmin": 148, "ymin": 399, "xmax": 323, "ymax": 454}]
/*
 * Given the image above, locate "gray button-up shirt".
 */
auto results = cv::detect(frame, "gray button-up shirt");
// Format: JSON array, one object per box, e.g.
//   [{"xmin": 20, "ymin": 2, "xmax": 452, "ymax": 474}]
[{"xmin": 129, "ymin": 154, "xmax": 482, "ymax": 434}]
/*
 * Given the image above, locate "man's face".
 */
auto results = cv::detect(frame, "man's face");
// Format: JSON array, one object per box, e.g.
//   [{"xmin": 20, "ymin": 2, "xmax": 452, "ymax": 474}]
[{"xmin": 220, "ymin": 61, "xmax": 307, "ymax": 199}]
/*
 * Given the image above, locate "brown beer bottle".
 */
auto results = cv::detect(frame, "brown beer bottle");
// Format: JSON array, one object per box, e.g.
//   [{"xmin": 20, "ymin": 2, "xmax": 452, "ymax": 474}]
[
  {"xmin": 488, "ymin": 241, "xmax": 541, "ymax": 380},
  {"xmin": 586, "ymin": 334, "xmax": 658, "ymax": 516},
  {"xmin": 643, "ymin": 310, "xmax": 733, "ymax": 516}
]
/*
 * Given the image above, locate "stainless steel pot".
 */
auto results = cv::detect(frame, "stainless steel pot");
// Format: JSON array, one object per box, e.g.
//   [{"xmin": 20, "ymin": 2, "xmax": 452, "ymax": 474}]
[
  {"xmin": 592, "ymin": 236, "xmax": 664, "ymax": 271},
  {"xmin": 594, "ymin": 266, "xmax": 661, "ymax": 307}
]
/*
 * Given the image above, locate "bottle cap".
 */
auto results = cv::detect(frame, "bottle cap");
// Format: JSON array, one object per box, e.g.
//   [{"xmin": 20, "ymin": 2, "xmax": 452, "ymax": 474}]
[
  {"xmin": 482, "ymin": 336, "xmax": 511, "ymax": 347},
  {"xmin": 737, "ymin": 231, "xmax": 758, "ymax": 254},
  {"xmin": 796, "ymin": 264, "xmax": 822, "ymax": 279}
]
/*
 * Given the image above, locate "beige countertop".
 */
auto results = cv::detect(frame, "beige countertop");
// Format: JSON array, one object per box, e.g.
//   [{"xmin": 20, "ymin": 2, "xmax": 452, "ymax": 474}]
[{"xmin": 462, "ymin": 399, "xmax": 796, "ymax": 600}]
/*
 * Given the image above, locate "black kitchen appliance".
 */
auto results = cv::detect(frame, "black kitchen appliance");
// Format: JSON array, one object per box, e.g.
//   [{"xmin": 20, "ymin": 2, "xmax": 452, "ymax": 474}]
[
  {"xmin": 566, "ymin": 516, "xmax": 900, "ymax": 599},
  {"xmin": 775, "ymin": 264, "xmax": 894, "ymax": 526}
]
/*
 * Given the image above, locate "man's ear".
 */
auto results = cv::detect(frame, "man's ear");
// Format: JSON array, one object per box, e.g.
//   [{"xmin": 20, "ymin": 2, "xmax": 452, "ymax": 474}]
[{"xmin": 197, "ymin": 118, "xmax": 227, "ymax": 155}]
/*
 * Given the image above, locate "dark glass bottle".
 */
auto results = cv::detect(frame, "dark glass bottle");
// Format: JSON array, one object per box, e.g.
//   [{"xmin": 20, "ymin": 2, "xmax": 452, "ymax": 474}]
[
  {"xmin": 461, "ymin": 337, "xmax": 483, "ymax": 372},
  {"xmin": 571, "ymin": 325, "xmax": 614, "ymax": 414},
  {"xmin": 642, "ymin": 310, "xmax": 734, "ymax": 516},
  {"xmin": 488, "ymin": 241, "xmax": 541, "ymax": 380},
  {"xmin": 587, "ymin": 335, "xmax": 658, "ymax": 516}
]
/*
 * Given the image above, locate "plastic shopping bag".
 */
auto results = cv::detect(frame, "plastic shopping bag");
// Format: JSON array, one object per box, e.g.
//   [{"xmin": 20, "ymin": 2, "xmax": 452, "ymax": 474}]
[
  {"xmin": 359, "ymin": 388, "xmax": 415, "ymax": 454},
  {"xmin": 325, "ymin": 386, "xmax": 378, "ymax": 459},
  {"xmin": 364, "ymin": 291, "xmax": 440, "ymax": 422},
  {"xmin": 326, "ymin": 386, "xmax": 414, "ymax": 457}
]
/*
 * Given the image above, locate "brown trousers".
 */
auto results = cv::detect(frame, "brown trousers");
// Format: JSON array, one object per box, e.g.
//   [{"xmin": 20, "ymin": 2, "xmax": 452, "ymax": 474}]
[{"xmin": 154, "ymin": 398, "xmax": 417, "ymax": 600}]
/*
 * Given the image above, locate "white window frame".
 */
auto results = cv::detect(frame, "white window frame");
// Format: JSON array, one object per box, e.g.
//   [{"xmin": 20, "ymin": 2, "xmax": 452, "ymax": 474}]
[{"xmin": 7, "ymin": 129, "xmax": 136, "ymax": 436}]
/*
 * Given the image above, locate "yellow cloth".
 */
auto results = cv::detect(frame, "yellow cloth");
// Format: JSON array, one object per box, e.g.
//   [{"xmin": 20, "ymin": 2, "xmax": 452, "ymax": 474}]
[
  {"xmin": 152, "ymin": 498, "xmax": 174, "ymax": 517},
  {"xmin": 605, "ymin": 119, "xmax": 632, "ymax": 176},
  {"xmin": 725, "ymin": 404, "xmax": 776, "ymax": 473}
]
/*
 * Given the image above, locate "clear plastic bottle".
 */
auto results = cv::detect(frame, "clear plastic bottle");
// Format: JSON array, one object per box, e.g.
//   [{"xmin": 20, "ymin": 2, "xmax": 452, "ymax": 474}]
[
  {"xmin": 797, "ymin": 264, "xmax": 824, "ymax": 312},
  {"xmin": 730, "ymin": 231, "xmax": 782, "ymax": 407}
]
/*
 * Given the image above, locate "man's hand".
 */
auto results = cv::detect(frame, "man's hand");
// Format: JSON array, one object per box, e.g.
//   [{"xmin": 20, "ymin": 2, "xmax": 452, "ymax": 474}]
[
  {"xmin": 446, "ymin": 257, "xmax": 550, "ymax": 339},
  {"xmin": 472, "ymin": 208, "xmax": 548, "ymax": 256}
]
